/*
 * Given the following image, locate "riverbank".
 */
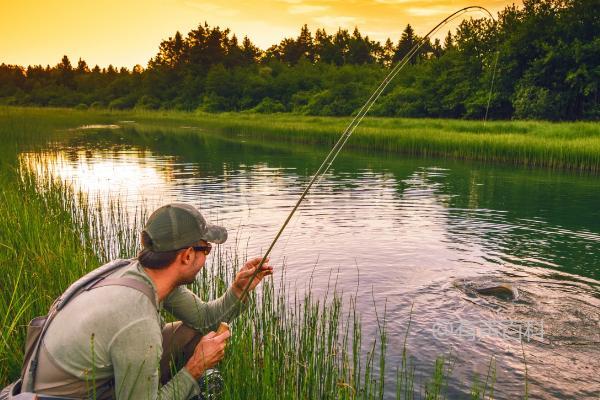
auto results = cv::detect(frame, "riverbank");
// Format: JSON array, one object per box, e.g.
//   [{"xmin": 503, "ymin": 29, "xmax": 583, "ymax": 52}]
[{"xmin": 3, "ymin": 106, "xmax": 599, "ymax": 173}]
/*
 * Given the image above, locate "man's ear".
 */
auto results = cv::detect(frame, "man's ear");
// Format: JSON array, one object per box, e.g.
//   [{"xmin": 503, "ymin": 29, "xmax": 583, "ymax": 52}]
[{"xmin": 179, "ymin": 247, "xmax": 194, "ymax": 265}]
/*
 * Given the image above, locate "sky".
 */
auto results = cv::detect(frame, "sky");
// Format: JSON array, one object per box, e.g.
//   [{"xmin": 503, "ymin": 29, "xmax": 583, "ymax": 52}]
[{"xmin": 0, "ymin": 0, "xmax": 518, "ymax": 69}]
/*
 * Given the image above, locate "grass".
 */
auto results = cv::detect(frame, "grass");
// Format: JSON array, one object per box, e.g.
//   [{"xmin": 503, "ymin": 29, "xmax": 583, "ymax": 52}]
[
  {"xmin": 0, "ymin": 106, "xmax": 527, "ymax": 399},
  {"xmin": 188, "ymin": 113, "xmax": 600, "ymax": 173},
  {"xmin": 2, "ymin": 106, "xmax": 599, "ymax": 173}
]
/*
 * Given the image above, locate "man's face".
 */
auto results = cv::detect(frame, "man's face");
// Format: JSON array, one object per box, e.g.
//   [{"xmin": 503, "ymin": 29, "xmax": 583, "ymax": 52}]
[{"xmin": 180, "ymin": 240, "xmax": 209, "ymax": 285}]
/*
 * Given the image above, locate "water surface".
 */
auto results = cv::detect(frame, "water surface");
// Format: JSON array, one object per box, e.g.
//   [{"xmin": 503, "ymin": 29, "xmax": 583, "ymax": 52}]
[{"xmin": 21, "ymin": 125, "xmax": 600, "ymax": 399}]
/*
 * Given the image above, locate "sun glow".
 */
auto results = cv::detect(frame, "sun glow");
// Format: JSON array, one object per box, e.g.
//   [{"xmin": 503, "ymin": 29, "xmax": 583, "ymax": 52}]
[
  {"xmin": 1, "ymin": 0, "xmax": 516, "ymax": 68},
  {"xmin": 19, "ymin": 149, "xmax": 176, "ymax": 207}
]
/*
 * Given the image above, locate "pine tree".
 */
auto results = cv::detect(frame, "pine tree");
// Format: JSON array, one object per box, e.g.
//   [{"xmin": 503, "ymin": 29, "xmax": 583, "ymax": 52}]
[
  {"xmin": 443, "ymin": 30, "xmax": 454, "ymax": 50},
  {"xmin": 241, "ymin": 36, "xmax": 262, "ymax": 64},
  {"xmin": 56, "ymin": 55, "xmax": 74, "ymax": 87},
  {"xmin": 76, "ymin": 58, "xmax": 89, "ymax": 74},
  {"xmin": 347, "ymin": 27, "xmax": 372, "ymax": 64},
  {"xmin": 431, "ymin": 38, "xmax": 443, "ymax": 58},
  {"xmin": 297, "ymin": 24, "xmax": 315, "ymax": 62},
  {"xmin": 393, "ymin": 24, "xmax": 417, "ymax": 64},
  {"xmin": 331, "ymin": 28, "xmax": 350, "ymax": 65},
  {"xmin": 381, "ymin": 38, "xmax": 395, "ymax": 67}
]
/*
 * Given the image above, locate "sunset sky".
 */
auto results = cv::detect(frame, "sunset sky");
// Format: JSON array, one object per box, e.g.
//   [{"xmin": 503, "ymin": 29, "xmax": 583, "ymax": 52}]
[{"xmin": 1, "ymin": 0, "xmax": 518, "ymax": 69}]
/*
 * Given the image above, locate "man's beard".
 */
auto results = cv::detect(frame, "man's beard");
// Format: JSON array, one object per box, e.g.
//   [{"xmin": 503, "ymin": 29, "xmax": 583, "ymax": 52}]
[
  {"xmin": 180, "ymin": 274, "xmax": 197, "ymax": 285},
  {"xmin": 180, "ymin": 261, "xmax": 202, "ymax": 285}
]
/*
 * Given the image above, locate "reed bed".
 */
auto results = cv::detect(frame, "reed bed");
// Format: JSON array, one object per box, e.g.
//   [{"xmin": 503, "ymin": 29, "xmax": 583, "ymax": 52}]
[
  {"xmin": 3, "ymin": 106, "xmax": 598, "ymax": 173},
  {"xmin": 193, "ymin": 114, "xmax": 600, "ymax": 173}
]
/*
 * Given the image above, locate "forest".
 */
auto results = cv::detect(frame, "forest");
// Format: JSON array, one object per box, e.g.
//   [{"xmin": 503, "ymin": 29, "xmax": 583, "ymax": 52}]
[{"xmin": 0, "ymin": 0, "xmax": 597, "ymax": 120}]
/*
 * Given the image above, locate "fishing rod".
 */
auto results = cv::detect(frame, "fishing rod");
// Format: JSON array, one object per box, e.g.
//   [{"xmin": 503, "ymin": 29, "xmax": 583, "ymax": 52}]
[{"xmin": 235, "ymin": 6, "xmax": 498, "ymax": 303}]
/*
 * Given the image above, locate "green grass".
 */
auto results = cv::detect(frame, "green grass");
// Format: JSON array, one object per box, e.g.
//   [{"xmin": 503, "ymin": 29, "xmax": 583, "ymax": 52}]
[
  {"xmin": 177, "ymin": 112, "xmax": 600, "ymax": 173},
  {"xmin": 2, "ymin": 107, "xmax": 599, "ymax": 172}
]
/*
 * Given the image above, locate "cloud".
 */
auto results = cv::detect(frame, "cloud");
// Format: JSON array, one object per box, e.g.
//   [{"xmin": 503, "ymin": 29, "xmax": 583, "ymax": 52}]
[
  {"xmin": 183, "ymin": 1, "xmax": 240, "ymax": 17},
  {"xmin": 289, "ymin": 4, "xmax": 329, "ymax": 14},
  {"xmin": 373, "ymin": 0, "xmax": 416, "ymax": 3},
  {"xmin": 406, "ymin": 6, "xmax": 457, "ymax": 17},
  {"xmin": 313, "ymin": 16, "xmax": 364, "ymax": 29}
]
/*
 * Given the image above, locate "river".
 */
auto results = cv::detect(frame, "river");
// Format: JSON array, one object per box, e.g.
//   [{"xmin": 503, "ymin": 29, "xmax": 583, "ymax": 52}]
[{"xmin": 21, "ymin": 123, "xmax": 600, "ymax": 399}]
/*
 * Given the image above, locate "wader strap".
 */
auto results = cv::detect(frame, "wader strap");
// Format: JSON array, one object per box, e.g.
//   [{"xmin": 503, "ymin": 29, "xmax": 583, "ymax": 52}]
[
  {"xmin": 88, "ymin": 277, "xmax": 157, "ymax": 308},
  {"xmin": 55, "ymin": 259, "xmax": 133, "ymax": 311}
]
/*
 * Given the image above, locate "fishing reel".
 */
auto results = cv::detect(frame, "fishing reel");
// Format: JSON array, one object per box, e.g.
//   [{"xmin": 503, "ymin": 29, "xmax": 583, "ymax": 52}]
[{"xmin": 197, "ymin": 368, "xmax": 225, "ymax": 400}]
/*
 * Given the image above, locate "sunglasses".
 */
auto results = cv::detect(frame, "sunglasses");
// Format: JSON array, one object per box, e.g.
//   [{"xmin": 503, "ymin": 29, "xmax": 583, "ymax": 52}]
[{"xmin": 191, "ymin": 244, "xmax": 212, "ymax": 255}]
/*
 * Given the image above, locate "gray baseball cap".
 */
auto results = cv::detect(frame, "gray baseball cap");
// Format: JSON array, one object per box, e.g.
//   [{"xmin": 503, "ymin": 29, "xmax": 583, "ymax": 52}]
[{"xmin": 142, "ymin": 203, "xmax": 227, "ymax": 252}]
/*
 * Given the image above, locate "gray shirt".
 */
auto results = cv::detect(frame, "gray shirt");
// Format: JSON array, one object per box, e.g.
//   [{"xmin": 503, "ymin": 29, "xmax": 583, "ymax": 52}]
[{"xmin": 32, "ymin": 259, "xmax": 245, "ymax": 399}]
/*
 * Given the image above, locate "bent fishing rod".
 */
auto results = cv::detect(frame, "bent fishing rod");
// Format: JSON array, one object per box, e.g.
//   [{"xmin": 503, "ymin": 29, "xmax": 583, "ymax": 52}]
[{"xmin": 235, "ymin": 6, "xmax": 498, "ymax": 302}]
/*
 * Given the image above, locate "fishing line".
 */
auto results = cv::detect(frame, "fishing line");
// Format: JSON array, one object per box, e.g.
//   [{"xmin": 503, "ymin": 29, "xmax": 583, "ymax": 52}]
[
  {"xmin": 484, "ymin": 49, "xmax": 500, "ymax": 124},
  {"xmin": 311, "ymin": 8, "xmax": 491, "ymax": 189},
  {"xmin": 271, "ymin": 8, "xmax": 493, "ymax": 263},
  {"xmin": 234, "ymin": 6, "xmax": 499, "ymax": 305}
]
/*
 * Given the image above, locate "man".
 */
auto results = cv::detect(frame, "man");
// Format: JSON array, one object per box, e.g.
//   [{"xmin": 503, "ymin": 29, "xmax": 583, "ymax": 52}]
[{"xmin": 25, "ymin": 203, "xmax": 273, "ymax": 399}]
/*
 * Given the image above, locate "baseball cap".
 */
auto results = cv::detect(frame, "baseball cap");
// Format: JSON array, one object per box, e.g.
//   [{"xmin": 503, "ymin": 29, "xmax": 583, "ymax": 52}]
[{"xmin": 142, "ymin": 203, "xmax": 227, "ymax": 252}]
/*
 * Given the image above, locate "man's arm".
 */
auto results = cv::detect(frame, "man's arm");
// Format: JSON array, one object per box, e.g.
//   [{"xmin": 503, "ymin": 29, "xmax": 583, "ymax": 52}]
[
  {"xmin": 163, "ymin": 257, "xmax": 272, "ymax": 334},
  {"xmin": 163, "ymin": 286, "xmax": 246, "ymax": 334},
  {"xmin": 110, "ymin": 317, "xmax": 200, "ymax": 400}
]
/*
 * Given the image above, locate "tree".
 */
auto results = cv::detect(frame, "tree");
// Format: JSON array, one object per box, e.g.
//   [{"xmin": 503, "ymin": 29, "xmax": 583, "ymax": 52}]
[
  {"xmin": 0, "ymin": 64, "xmax": 26, "ymax": 97},
  {"xmin": 56, "ymin": 55, "xmax": 74, "ymax": 87},
  {"xmin": 443, "ymin": 31, "xmax": 454, "ymax": 50},
  {"xmin": 347, "ymin": 27, "xmax": 373, "ymax": 64},
  {"xmin": 2, "ymin": 2, "xmax": 598, "ymax": 120},
  {"xmin": 331, "ymin": 29, "xmax": 350, "ymax": 65},
  {"xmin": 394, "ymin": 24, "xmax": 417, "ymax": 64},
  {"xmin": 149, "ymin": 31, "xmax": 186, "ymax": 69},
  {"xmin": 431, "ymin": 38, "xmax": 443, "ymax": 59},
  {"xmin": 297, "ymin": 24, "xmax": 315, "ymax": 63},
  {"xmin": 381, "ymin": 38, "xmax": 395, "ymax": 67},
  {"xmin": 76, "ymin": 58, "xmax": 89, "ymax": 74},
  {"xmin": 241, "ymin": 36, "xmax": 262, "ymax": 64},
  {"xmin": 314, "ymin": 28, "xmax": 338, "ymax": 64}
]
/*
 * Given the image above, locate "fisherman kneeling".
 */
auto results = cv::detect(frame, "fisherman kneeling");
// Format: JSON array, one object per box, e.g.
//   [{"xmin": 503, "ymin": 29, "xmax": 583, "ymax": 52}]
[{"xmin": 19, "ymin": 203, "xmax": 273, "ymax": 399}]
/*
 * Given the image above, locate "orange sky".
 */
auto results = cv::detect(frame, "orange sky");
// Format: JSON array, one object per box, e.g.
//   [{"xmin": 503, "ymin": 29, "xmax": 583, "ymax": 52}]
[{"xmin": 0, "ymin": 0, "xmax": 518, "ymax": 68}]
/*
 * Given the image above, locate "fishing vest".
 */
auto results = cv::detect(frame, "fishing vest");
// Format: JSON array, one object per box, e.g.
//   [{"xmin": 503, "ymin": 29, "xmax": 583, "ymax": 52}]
[{"xmin": 1, "ymin": 259, "xmax": 156, "ymax": 400}]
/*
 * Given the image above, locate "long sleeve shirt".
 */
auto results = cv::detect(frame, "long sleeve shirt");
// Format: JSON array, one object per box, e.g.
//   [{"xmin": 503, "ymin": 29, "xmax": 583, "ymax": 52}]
[{"xmin": 32, "ymin": 259, "xmax": 245, "ymax": 399}]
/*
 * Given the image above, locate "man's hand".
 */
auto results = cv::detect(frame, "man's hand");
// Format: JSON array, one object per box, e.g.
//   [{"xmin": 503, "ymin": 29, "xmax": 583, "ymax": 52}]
[
  {"xmin": 184, "ymin": 330, "xmax": 231, "ymax": 380},
  {"xmin": 232, "ymin": 257, "xmax": 273, "ymax": 301}
]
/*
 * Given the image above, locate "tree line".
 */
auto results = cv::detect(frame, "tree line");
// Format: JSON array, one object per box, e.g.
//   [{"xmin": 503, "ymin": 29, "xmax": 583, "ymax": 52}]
[{"xmin": 0, "ymin": 0, "xmax": 597, "ymax": 120}]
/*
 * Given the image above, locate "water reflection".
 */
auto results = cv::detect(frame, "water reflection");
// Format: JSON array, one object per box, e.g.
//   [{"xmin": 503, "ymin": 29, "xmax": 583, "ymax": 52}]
[
  {"xmin": 21, "ymin": 150, "xmax": 177, "ymax": 204},
  {"xmin": 20, "ymin": 127, "xmax": 600, "ymax": 399}
]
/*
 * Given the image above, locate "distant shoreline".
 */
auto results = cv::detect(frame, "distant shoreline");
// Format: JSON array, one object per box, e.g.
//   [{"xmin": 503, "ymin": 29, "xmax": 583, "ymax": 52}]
[{"xmin": 3, "ymin": 106, "xmax": 599, "ymax": 173}]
